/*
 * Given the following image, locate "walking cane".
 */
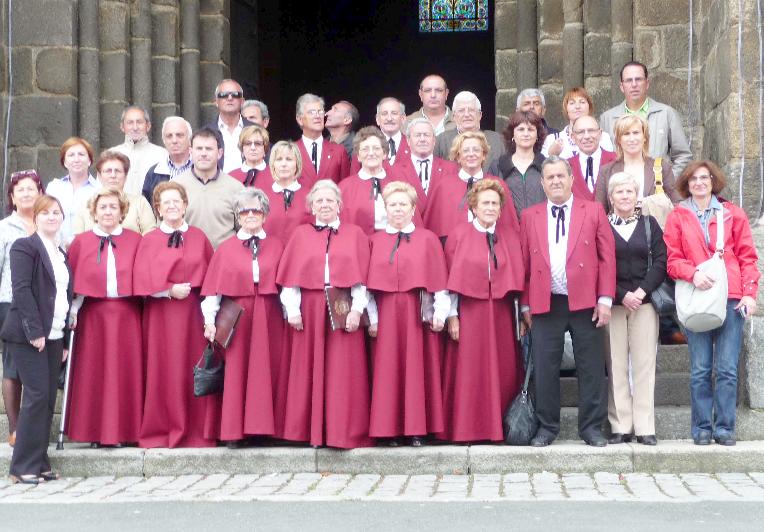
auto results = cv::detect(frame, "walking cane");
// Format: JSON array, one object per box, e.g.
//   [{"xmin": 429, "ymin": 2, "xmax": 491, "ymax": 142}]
[{"xmin": 56, "ymin": 329, "xmax": 75, "ymax": 450}]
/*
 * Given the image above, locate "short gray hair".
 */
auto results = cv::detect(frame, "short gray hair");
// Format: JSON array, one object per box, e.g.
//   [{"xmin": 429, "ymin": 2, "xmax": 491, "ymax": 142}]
[
  {"xmin": 541, "ymin": 155, "xmax": 572, "ymax": 177},
  {"xmin": 516, "ymin": 88, "xmax": 546, "ymax": 109},
  {"xmin": 234, "ymin": 187, "xmax": 270, "ymax": 217},
  {"xmin": 213, "ymin": 78, "xmax": 243, "ymax": 99},
  {"xmin": 296, "ymin": 93, "xmax": 325, "ymax": 117},
  {"xmin": 607, "ymin": 171, "xmax": 640, "ymax": 199},
  {"xmin": 452, "ymin": 91, "xmax": 481, "ymax": 111},
  {"xmin": 161, "ymin": 116, "xmax": 192, "ymax": 138},
  {"xmin": 376, "ymin": 97, "xmax": 406, "ymax": 115},
  {"xmin": 306, "ymin": 179, "xmax": 342, "ymax": 210},
  {"xmin": 405, "ymin": 116, "xmax": 435, "ymax": 137},
  {"xmin": 242, "ymin": 99, "xmax": 270, "ymax": 121},
  {"xmin": 121, "ymin": 104, "xmax": 151, "ymax": 124}
]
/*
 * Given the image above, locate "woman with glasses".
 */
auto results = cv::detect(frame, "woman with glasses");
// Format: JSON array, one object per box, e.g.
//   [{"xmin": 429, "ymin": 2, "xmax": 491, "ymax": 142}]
[{"xmin": 229, "ymin": 125, "xmax": 270, "ymax": 187}]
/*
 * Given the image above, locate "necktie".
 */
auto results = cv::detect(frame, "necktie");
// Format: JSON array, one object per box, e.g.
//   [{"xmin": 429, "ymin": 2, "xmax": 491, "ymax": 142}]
[
  {"xmin": 311, "ymin": 142, "xmax": 318, "ymax": 171},
  {"xmin": 370, "ymin": 177, "xmax": 381, "ymax": 199},
  {"xmin": 388, "ymin": 231, "xmax": 411, "ymax": 263},
  {"xmin": 283, "ymin": 189, "xmax": 294, "ymax": 211},
  {"xmin": 418, "ymin": 160, "xmax": 430, "ymax": 190},
  {"xmin": 551, "ymin": 205, "xmax": 567, "ymax": 244},
  {"xmin": 313, "ymin": 224, "xmax": 338, "ymax": 253},
  {"xmin": 388, "ymin": 138, "xmax": 396, "ymax": 159},
  {"xmin": 486, "ymin": 232, "xmax": 498, "ymax": 269},
  {"xmin": 585, "ymin": 156, "xmax": 594, "ymax": 190},
  {"xmin": 242, "ymin": 235, "xmax": 260, "ymax": 259},
  {"xmin": 458, "ymin": 176, "xmax": 476, "ymax": 209},
  {"xmin": 97, "ymin": 235, "xmax": 116, "ymax": 264},
  {"xmin": 244, "ymin": 168, "xmax": 258, "ymax": 187},
  {"xmin": 167, "ymin": 230, "xmax": 184, "ymax": 248}
]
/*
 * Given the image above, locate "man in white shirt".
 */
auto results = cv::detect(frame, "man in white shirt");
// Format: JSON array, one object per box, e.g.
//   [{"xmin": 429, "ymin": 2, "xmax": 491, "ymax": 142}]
[
  {"xmin": 395, "ymin": 117, "xmax": 453, "ymax": 195},
  {"xmin": 375, "ymin": 97, "xmax": 408, "ymax": 165},
  {"xmin": 110, "ymin": 105, "xmax": 167, "ymax": 196},
  {"xmin": 205, "ymin": 79, "xmax": 254, "ymax": 174}
]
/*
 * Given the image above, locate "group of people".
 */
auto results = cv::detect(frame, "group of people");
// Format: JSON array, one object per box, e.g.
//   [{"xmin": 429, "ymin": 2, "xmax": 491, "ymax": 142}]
[{"xmin": 0, "ymin": 61, "xmax": 759, "ymax": 485}]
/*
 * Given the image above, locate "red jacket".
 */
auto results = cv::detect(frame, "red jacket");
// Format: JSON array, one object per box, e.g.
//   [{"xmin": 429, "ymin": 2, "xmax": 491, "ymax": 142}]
[
  {"xmin": 296, "ymin": 139, "xmax": 350, "ymax": 186},
  {"xmin": 520, "ymin": 198, "xmax": 616, "ymax": 314},
  {"xmin": 664, "ymin": 200, "xmax": 760, "ymax": 300},
  {"xmin": 567, "ymin": 149, "xmax": 617, "ymax": 202}
]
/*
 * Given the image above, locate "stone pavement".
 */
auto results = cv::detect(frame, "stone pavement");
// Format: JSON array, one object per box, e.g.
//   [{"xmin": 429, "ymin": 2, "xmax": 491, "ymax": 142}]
[{"xmin": 2, "ymin": 471, "xmax": 764, "ymax": 503}]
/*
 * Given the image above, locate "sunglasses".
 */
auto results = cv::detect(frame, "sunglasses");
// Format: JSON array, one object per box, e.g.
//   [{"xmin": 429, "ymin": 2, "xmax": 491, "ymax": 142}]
[
  {"xmin": 238, "ymin": 207, "xmax": 264, "ymax": 216},
  {"xmin": 217, "ymin": 91, "xmax": 243, "ymax": 99}
]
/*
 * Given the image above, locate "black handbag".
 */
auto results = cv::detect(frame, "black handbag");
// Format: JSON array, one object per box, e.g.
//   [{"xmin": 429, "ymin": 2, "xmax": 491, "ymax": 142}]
[
  {"xmin": 645, "ymin": 215, "xmax": 676, "ymax": 316},
  {"xmin": 193, "ymin": 342, "xmax": 224, "ymax": 397},
  {"xmin": 503, "ymin": 336, "xmax": 538, "ymax": 446}
]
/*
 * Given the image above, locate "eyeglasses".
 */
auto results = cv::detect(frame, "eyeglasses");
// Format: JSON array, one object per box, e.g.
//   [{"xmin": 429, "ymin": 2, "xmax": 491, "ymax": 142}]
[
  {"xmin": 621, "ymin": 77, "xmax": 646, "ymax": 85},
  {"xmin": 217, "ymin": 91, "xmax": 243, "ymax": 99},
  {"xmin": 688, "ymin": 174, "xmax": 713, "ymax": 182},
  {"xmin": 303, "ymin": 109, "xmax": 325, "ymax": 117},
  {"xmin": 243, "ymin": 140, "xmax": 265, "ymax": 148},
  {"xmin": 10, "ymin": 169, "xmax": 39, "ymax": 180},
  {"xmin": 238, "ymin": 207, "xmax": 264, "ymax": 216},
  {"xmin": 572, "ymin": 128, "xmax": 601, "ymax": 136},
  {"xmin": 359, "ymin": 146, "xmax": 384, "ymax": 154}
]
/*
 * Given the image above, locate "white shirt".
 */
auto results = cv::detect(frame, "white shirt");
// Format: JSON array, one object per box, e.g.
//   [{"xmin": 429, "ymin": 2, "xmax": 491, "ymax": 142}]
[
  {"xmin": 458, "ymin": 169, "xmax": 484, "ymax": 222},
  {"xmin": 411, "ymin": 154, "xmax": 434, "ymax": 193},
  {"xmin": 358, "ymin": 169, "xmax": 388, "ymax": 230},
  {"xmin": 110, "ymin": 137, "xmax": 168, "ymax": 196},
  {"xmin": 39, "ymin": 234, "xmax": 69, "ymax": 340},
  {"xmin": 541, "ymin": 125, "xmax": 614, "ymax": 159},
  {"xmin": 218, "ymin": 116, "xmax": 244, "ymax": 175},
  {"xmin": 302, "ymin": 135, "xmax": 324, "ymax": 173},
  {"xmin": 201, "ymin": 228, "xmax": 267, "ymax": 324},
  {"xmin": 150, "ymin": 221, "xmax": 189, "ymax": 298},
  {"xmin": 548, "ymin": 197, "xmax": 573, "ymax": 296},
  {"xmin": 279, "ymin": 218, "xmax": 369, "ymax": 319},
  {"xmin": 384, "ymin": 131, "xmax": 403, "ymax": 164},
  {"xmin": 46, "ymin": 174, "xmax": 101, "ymax": 246},
  {"xmin": 577, "ymin": 147, "xmax": 603, "ymax": 193}
]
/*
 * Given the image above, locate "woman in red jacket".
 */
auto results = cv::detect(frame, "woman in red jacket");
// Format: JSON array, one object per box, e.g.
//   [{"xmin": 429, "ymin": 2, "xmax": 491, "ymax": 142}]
[{"xmin": 664, "ymin": 160, "xmax": 759, "ymax": 446}]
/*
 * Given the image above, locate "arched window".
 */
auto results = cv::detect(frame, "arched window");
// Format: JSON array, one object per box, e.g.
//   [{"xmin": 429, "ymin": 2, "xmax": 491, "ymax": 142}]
[{"xmin": 419, "ymin": 0, "xmax": 489, "ymax": 33}]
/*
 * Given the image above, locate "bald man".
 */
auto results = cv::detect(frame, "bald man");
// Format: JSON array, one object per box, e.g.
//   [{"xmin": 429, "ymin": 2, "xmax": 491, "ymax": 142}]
[{"xmin": 404, "ymin": 74, "xmax": 456, "ymax": 136}]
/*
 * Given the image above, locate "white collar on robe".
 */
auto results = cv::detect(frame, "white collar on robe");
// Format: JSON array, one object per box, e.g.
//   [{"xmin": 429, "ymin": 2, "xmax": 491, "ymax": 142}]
[
  {"xmin": 160, "ymin": 221, "xmax": 189, "ymax": 233},
  {"xmin": 385, "ymin": 222, "xmax": 415, "ymax": 234},
  {"xmin": 472, "ymin": 218, "xmax": 496, "ymax": 234},
  {"xmin": 93, "ymin": 225, "xmax": 124, "ymax": 237}
]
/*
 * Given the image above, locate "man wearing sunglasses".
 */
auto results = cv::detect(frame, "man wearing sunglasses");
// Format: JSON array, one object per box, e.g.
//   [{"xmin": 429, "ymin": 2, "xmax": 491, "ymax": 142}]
[{"xmin": 205, "ymin": 79, "xmax": 255, "ymax": 174}]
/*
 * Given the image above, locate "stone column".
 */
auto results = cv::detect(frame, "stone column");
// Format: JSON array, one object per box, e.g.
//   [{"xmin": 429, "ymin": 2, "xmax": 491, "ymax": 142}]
[
  {"xmin": 130, "ymin": 0, "xmax": 153, "ymax": 113},
  {"xmin": 517, "ymin": 0, "xmax": 539, "ymax": 93},
  {"xmin": 562, "ymin": 0, "xmax": 584, "ymax": 91},
  {"xmin": 538, "ymin": 0, "xmax": 564, "ymax": 127},
  {"xmin": 199, "ymin": 0, "xmax": 231, "ymax": 125},
  {"xmin": 494, "ymin": 0, "xmax": 519, "ymax": 132},
  {"xmin": 79, "ymin": 0, "xmax": 99, "ymax": 154},
  {"xmin": 583, "ymin": 0, "xmax": 611, "ymax": 114},
  {"xmin": 99, "ymin": 1, "xmax": 131, "ymax": 149},
  {"xmin": 151, "ymin": 1, "xmax": 181, "ymax": 140},
  {"xmin": 609, "ymin": 0, "xmax": 633, "ymax": 104},
  {"xmin": 180, "ymin": 0, "xmax": 201, "ymax": 129}
]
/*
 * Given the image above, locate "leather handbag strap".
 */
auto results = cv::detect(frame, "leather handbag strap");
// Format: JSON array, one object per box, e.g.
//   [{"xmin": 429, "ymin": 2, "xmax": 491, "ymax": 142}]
[
  {"xmin": 653, "ymin": 157, "xmax": 664, "ymax": 194},
  {"xmin": 715, "ymin": 208, "xmax": 724, "ymax": 254},
  {"xmin": 645, "ymin": 215, "xmax": 653, "ymax": 269}
]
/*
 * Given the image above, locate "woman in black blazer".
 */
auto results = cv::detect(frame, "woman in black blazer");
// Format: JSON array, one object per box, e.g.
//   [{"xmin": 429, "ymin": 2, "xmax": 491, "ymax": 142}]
[{"xmin": 1, "ymin": 195, "xmax": 72, "ymax": 484}]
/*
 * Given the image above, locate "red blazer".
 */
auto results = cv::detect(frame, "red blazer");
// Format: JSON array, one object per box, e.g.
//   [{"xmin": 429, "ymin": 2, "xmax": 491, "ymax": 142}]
[
  {"xmin": 568, "ymin": 150, "xmax": 617, "ymax": 201},
  {"xmin": 393, "ymin": 154, "xmax": 457, "ymax": 203},
  {"xmin": 350, "ymin": 136, "xmax": 410, "ymax": 175},
  {"xmin": 520, "ymin": 198, "xmax": 616, "ymax": 314},
  {"xmin": 296, "ymin": 138, "xmax": 350, "ymax": 186}
]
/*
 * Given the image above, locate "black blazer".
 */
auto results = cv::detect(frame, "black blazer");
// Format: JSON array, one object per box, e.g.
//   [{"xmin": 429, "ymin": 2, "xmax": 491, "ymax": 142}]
[
  {"xmin": 611, "ymin": 215, "xmax": 667, "ymax": 305},
  {"xmin": 0, "ymin": 233, "xmax": 73, "ymax": 344}
]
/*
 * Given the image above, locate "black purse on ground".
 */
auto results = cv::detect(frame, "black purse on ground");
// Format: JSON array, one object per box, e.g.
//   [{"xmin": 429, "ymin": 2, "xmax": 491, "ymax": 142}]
[
  {"xmin": 193, "ymin": 342, "xmax": 224, "ymax": 397},
  {"xmin": 503, "ymin": 336, "xmax": 538, "ymax": 446},
  {"xmin": 645, "ymin": 215, "xmax": 676, "ymax": 316}
]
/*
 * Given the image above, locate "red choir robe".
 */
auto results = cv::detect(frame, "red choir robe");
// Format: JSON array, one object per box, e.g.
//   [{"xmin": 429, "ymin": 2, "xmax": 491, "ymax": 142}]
[
  {"xmin": 230, "ymin": 165, "xmax": 268, "ymax": 187},
  {"xmin": 252, "ymin": 174, "xmax": 313, "ymax": 243},
  {"xmin": 338, "ymin": 171, "xmax": 427, "ymax": 235},
  {"xmin": 423, "ymin": 172, "xmax": 519, "ymax": 240},
  {"xmin": 437, "ymin": 220, "xmax": 525, "ymax": 442},
  {"xmin": 201, "ymin": 232, "xmax": 287, "ymax": 441},
  {"xmin": 133, "ymin": 225, "xmax": 215, "ymax": 448},
  {"xmin": 275, "ymin": 222, "xmax": 372, "ymax": 448},
  {"xmin": 366, "ymin": 226, "xmax": 447, "ymax": 438},
  {"xmin": 66, "ymin": 228, "xmax": 144, "ymax": 445}
]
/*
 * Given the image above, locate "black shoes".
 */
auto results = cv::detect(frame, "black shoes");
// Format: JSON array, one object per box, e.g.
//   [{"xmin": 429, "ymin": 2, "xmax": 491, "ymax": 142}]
[
  {"xmin": 410, "ymin": 436, "xmax": 425, "ymax": 447},
  {"xmin": 608, "ymin": 433, "xmax": 632, "ymax": 444},
  {"xmin": 636, "ymin": 435, "xmax": 657, "ymax": 446},
  {"xmin": 530, "ymin": 433, "xmax": 556, "ymax": 447},
  {"xmin": 694, "ymin": 431, "xmax": 712, "ymax": 445},
  {"xmin": 582, "ymin": 432, "xmax": 607, "ymax": 447},
  {"xmin": 714, "ymin": 434, "xmax": 736, "ymax": 446}
]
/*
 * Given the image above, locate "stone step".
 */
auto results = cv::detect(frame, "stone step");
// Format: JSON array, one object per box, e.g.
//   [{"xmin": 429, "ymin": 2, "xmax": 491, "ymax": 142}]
[
  {"xmin": 558, "ymin": 406, "xmax": 691, "ymax": 440},
  {"xmin": 656, "ymin": 344, "xmax": 690, "ymax": 373},
  {"xmin": 560, "ymin": 372, "xmax": 690, "ymax": 407},
  {"xmin": 2, "ymin": 440, "xmax": 764, "ymax": 476}
]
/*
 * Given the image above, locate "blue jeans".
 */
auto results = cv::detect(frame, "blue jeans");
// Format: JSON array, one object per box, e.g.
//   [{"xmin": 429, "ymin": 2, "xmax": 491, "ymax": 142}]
[{"xmin": 685, "ymin": 299, "xmax": 744, "ymax": 440}]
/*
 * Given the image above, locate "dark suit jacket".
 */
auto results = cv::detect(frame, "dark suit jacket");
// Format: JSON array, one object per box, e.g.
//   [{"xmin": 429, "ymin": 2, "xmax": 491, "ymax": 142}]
[{"xmin": 0, "ymin": 233, "xmax": 73, "ymax": 344}]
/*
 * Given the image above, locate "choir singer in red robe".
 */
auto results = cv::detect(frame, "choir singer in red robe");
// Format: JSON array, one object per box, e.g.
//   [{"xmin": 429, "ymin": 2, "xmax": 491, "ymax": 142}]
[
  {"xmin": 437, "ymin": 179, "xmax": 525, "ymax": 442},
  {"xmin": 366, "ymin": 181, "xmax": 447, "ymax": 447},
  {"xmin": 134, "ymin": 181, "xmax": 215, "ymax": 448},
  {"xmin": 67, "ymin": 189, "xmax": 143, "ymax": 447},
  {"xmin": 276, "ymin": 179, "xmax": 372, "ymax": 448},
  {"xmin": 201, "ymin": 188, "xmax": 287, "ymax": 447}
]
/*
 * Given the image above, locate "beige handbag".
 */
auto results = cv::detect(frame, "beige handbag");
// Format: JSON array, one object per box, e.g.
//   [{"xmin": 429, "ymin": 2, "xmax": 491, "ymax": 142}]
[{"xmin": 640, "ymin": 157, "xmax": 674, "ymax": 229}]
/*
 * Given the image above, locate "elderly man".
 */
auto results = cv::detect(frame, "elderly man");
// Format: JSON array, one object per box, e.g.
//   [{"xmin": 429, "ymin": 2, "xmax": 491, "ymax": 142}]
[
  {"xmin": 325, "ymin": 100, "xmax": 359, "ymax": 159},
  {"xmin": 205, "ymin": 79, "xmax": 254, "ymax": 174},
  {"xmin": 434, "ymin": 91, "xmax": 505, "ymax": 171},
  {"xmin": 294, "ymin": 93, "xmax": 349, "ymax": 185},
  {"xmin": 394, "ymin": 117, "xmax": 455, "ymax": 195},
  {"xmin": 404, "ymin": 74, "xmax": 456, "ymax": 136},
  {"xmin": 110, "ymin": 105, "xmax": 167, "ymax": 197},
  {"xmin": 376, "ymin": 97, "xmax": 409, "ymax": 165},
  {"xmin": 517, "ymin": 88, "xmax": 560, "ymax": 136},
  {"xmin": 520, "ymin": 156, "xmax": 616, "ymax": 447},
  {"xmin": 599, "ymin": 61, "xmax": 691, "ymax": 174},
  {"xmin": 173, "ymin": 127, "xmax": 244, "ymax": 248},
  {"xmin": 241, "ymin": 99, "xmax": 270, "ymax": 128},
  {"xmin": 142, "ymin": 116, "xmax": 193, "ymax": 204},
  {"xmin": 566, "ymin": 115, "xmax": 616, "ymax": 201}
]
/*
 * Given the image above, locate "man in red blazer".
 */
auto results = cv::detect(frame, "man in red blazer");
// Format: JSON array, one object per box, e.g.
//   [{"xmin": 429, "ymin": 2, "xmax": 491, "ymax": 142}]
[
  {"xmin": 393, "ymin": 117, "xmax": 456, "ymax": 197},
  {"xmin": 295, "ymin": 93, "xmax": 350, "ymax": 186},
  {"xmin": 567, "ymin": 115, "xmax": 617, "ymax": 202},
  {"xmin": 520, "ymin": 156, "xmax": 616, "ymax": 447},
  {"xmin": 349, "ymin": 97, "xmax": 408, "ymax": 175}
]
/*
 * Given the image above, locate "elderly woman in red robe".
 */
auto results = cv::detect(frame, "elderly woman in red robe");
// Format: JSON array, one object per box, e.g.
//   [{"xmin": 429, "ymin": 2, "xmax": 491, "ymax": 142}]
[
  {"xmin": 200, "ymin": 187, "xmax": 286, "ymax": 447},
  {"xmin": 366, "ymin": 181, "xmax": 448, "ymax": 446},
  {"xmin": 67, "ymin": 188, "xmax": 143, "ymax": 447},
  {"xmin": 339, "ymin": 126, "xmax": 426, "ymax": 235},
  {"xmin": 276, "ymin": 179, "xmax": 372, "ymax": 449},
  {"xmin": 438, "ymin": 179, "xmax": 525, "ymax": 442},
  {"xmin": 134, "ymin": 181, "xmax": 214, "ymax": 448}
]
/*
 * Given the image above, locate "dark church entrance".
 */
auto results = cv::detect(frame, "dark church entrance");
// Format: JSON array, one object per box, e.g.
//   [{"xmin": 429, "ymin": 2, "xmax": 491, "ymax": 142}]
[{"xmin": 230, "ymin": 0, "xmax": 496, "ymax": 142}]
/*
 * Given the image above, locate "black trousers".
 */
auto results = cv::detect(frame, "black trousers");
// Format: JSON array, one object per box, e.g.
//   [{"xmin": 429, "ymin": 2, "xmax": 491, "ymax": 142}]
[
  {"xmin": 530, "ymin": 295, "xmax": 607, "ymax": 438},
  {"xmin": 8, "ymin": 338, "xmax": 62, "ymax": 477}
]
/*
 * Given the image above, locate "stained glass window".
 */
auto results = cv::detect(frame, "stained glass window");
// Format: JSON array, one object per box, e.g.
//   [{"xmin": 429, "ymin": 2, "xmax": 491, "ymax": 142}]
[{"xmin": 419, "ymin": 0, "xmax": 488, "ymax": 33}]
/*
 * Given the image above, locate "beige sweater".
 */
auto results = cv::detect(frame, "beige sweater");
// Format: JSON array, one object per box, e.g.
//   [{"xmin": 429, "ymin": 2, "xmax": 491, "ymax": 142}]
[{"xmin": 73, "ymin": 192, "xmax": 157, "ymax": 235}]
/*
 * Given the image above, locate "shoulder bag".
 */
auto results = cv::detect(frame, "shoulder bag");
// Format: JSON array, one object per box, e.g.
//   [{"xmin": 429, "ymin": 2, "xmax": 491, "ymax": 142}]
[
  {"xmin": 644, "ymin": 215, "xmax": 675, "ymax": 316},
  {"xmin": 503, "ymin": 335, "xmax": 538, "ymax": 445}
]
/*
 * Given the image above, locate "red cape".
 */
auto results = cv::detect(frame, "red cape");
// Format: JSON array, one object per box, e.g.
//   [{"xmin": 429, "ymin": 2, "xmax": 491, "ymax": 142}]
[
  {"xmin": 367, "ymin": 227, "xmax": 447, "ymax": 293},
  {"xmin": 68, "ymin": 229, "xmax": 142, "ymax": 297},
  {"xmin": 252, "ymin": 177, "xmax": 313, "ymax": 243},
  {"xmin": 201, "ymin": 233, "xmax": 283, "ymax": 296}
]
